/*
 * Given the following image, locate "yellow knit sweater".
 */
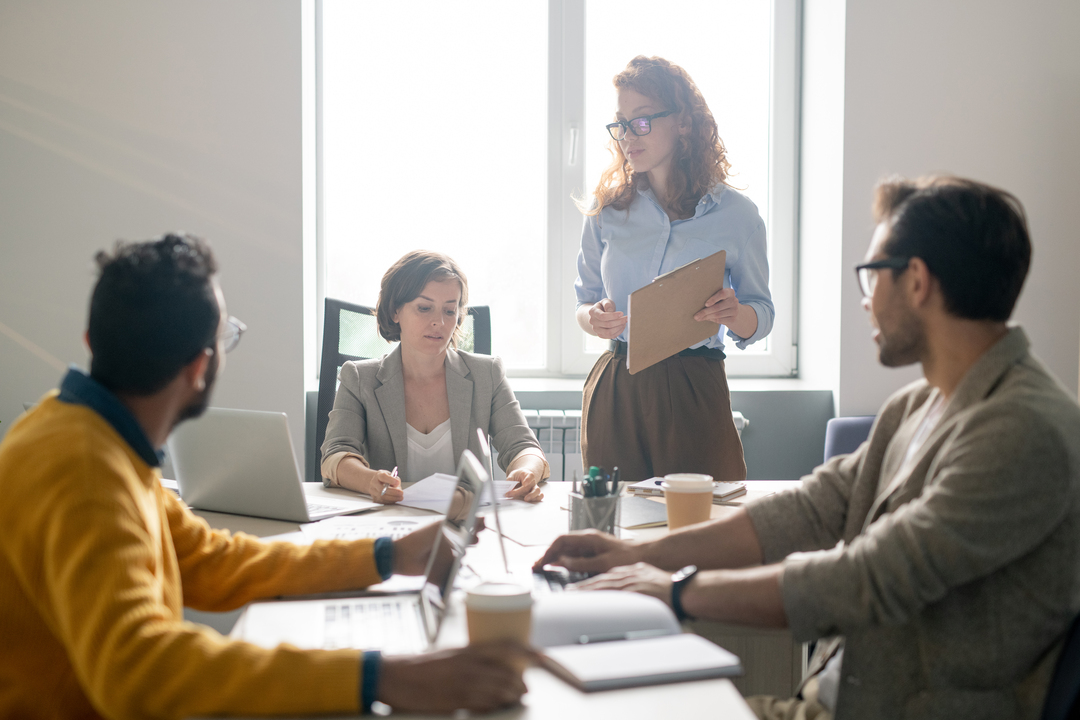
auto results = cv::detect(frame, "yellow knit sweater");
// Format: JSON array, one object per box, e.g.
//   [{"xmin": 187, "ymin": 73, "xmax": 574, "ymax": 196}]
[{"xmin": 0, "ymin": 394, "xmax": 384, "ymax": 719}]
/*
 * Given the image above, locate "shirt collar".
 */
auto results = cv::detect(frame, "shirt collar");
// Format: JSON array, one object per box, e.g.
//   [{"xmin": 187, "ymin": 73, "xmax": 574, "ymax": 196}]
[
  {"xmin": 57, "ymin": 367, "xmax": 163, "ymax": 467},
  {"xmin": 637, "ymin": 183, "xmax": 728, "ymax": 216}
]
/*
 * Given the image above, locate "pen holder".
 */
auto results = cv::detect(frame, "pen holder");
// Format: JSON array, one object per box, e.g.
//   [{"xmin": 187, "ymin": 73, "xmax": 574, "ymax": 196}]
[{"xmin": 569, "ymin": 492, "xmax": 620, "ymax": 536}]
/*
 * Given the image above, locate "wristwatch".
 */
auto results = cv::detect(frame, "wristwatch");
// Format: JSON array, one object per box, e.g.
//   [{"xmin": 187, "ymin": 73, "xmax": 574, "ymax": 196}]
[{"xmin": 670, "ymin": 565, "xmax": 699, "ymax": 622}]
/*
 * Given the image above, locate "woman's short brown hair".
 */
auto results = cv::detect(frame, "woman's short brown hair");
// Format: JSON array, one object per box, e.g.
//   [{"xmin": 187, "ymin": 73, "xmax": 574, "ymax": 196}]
[{"xmin": 376, "ymin": 251, "xmax": 469, "ymax": 345}]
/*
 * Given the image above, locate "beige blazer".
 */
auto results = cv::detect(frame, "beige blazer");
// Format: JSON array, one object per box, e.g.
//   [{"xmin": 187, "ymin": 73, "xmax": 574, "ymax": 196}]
[
  {"xmin": 320, "ymin": 346, "xmax": 546, "ymax": 485},
  {"xmin": 746, "ymin": 328, "xmax": 1080, "ymax": 720}
]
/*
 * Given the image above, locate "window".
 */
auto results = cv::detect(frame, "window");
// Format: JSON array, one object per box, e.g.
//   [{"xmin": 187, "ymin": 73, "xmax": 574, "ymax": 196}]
[{"xmin": 317, "ymin": 0, "xmax": 798, "ymax": 377}]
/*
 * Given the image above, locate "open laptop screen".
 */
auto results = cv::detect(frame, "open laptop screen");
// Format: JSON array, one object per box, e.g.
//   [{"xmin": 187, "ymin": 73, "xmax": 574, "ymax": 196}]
[{"xmin": 419, "ymin": 449, "xmax": 488, "ymax": 642}]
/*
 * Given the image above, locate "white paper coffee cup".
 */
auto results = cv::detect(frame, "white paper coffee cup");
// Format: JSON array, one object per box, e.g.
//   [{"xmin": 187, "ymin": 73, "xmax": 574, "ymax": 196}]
[
  {"xmin": 661, "ymin": 474, "xmax": 714, "ymax": 529},
  {"xmin": 465, "ymin": 582, "xmax": 533, "ymax": 647}
]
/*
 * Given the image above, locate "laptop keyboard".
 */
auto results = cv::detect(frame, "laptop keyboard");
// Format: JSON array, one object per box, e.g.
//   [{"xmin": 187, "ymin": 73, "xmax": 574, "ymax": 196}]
[
  {"xmin": 313, "ymin": 524, "xmax": 420, "ymax": 541},
  {"xmin": 532, "ymin": 567, "xmax": 595, "ymax": 595},
  {"xmin": 323, "ymin": 598, "xmax": 424, "ymax": 653}
]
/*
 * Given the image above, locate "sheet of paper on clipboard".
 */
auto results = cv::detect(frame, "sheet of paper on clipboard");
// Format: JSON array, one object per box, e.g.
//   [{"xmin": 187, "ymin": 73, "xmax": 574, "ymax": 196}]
[{"xmin": 626, "ymin": 249, "xmax": 726, "ymax": 375}]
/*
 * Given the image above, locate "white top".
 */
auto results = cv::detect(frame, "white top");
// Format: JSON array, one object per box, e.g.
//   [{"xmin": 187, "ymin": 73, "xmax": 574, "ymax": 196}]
[{"xmin": 405, "ymin": 418, "xmax": 455, "ymax": 483}]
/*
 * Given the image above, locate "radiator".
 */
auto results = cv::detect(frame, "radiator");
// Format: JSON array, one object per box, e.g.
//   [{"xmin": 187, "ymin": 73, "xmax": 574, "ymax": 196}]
[{"xmin": 490, "ymin": 410, "xmax": 747, "ymax": 483}]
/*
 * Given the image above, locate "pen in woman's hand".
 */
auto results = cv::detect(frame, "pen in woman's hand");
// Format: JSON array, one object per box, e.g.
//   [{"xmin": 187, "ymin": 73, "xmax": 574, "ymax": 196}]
[{"xmin": 382, "ymin": 466, "xmax": 399, "ymax": 497}]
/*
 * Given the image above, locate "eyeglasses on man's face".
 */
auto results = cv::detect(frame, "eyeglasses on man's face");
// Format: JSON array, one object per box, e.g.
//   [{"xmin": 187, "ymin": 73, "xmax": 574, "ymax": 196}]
[
  {"xmin": 218, "ymin": 316, "xmax": 247, "ymax": 354},
  {"xmin": 855, "ymin": 257, "xmax": 911, "ymax": 298},
  {"xmin": 606, "ymin": 110, "xmax": 675, "ymax": 141}
]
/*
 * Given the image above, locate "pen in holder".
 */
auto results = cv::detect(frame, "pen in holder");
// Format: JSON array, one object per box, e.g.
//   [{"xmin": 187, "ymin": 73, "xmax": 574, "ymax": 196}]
[{"xmin": 569, "ymin": 492, "xmax": 621, "ymax": 537}]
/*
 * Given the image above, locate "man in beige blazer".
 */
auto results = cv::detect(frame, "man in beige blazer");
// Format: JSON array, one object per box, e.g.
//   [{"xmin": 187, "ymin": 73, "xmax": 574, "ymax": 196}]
[{"xmin": 536, "ymin": 176, "xmax": 1080, "ymax": 720}]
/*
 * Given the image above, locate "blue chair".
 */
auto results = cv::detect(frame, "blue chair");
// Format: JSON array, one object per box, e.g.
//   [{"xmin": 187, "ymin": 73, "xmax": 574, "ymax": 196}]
[
  {"xmin": 1042, "ymin": 615, "xmax": 1080, "ymax": 720},
  {"xmin": 823, "ymin": 416, "xmax": 875, "ymax": 462}
]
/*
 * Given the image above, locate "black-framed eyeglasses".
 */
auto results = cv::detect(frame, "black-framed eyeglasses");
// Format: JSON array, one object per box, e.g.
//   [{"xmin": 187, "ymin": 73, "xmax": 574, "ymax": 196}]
[
  {"xmin": 855, "ymin": 257, "xmax": 911, "ymax": 298},
  {"xmin": 606, "ymin": 110, "xmax": 675, "ymax": 141},
  {"xmin": 218, "ymin": 316, "xmax": 247, "ymax": 354}
]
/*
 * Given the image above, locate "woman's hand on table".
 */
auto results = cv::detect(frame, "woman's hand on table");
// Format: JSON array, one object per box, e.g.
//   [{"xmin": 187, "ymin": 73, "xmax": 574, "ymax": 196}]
[
  {"xmin": 587, "ymin": 298, "xmax": 628, "ymax": 339},
  {"xmin": 336, "ymin": 458, "xmax": 403, "ymax": 503},
  {"xmin": 504, "ymin": 467, "xmax": 544, "ymax": 503},
  {"xmin": 366, "ymin": 469, "xmax": 403, "ymax": 504}
]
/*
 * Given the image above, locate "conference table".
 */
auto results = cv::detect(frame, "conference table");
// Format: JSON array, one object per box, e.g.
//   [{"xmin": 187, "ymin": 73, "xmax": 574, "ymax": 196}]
[{"xmin": 187, "ymin": 479, "xmax": 803, "ymax": 719}]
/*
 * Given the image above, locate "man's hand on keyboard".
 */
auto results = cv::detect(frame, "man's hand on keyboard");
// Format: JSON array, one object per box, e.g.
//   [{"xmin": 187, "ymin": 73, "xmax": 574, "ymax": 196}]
[
  {"xmin": 392, "ymin": 517, "xmax": 485, "ymax": 576},
  {"xmin": 532, "ymin": 529, "xmax": 643, "ymax": 575},
  {"xmin": 378, "ymin": 642, "xmax": 536, "ymax": 713}
]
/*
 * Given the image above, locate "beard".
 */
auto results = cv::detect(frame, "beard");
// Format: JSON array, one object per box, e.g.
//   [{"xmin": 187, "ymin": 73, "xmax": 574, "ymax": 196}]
[
  {"xmin": 876, "ymin": 304, "xmax": 927, "ymax": 368},
  {"xmin": 175, "ymin": 350, "xmax": 219, "ymax": 425}
]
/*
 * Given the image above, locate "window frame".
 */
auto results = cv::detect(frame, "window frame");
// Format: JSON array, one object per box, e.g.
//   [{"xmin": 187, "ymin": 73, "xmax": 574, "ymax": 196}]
[{"xmin": 312, "ymin": 0, "xmax": 800, "ymax": 381}]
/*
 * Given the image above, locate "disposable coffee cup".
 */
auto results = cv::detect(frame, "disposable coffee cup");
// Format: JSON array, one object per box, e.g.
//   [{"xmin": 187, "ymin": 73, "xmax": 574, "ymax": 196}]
[
  {"xmin": 465, "ymin": 582, "xmax": 534, "ymax": 648},
  {"xmin": 662, "ymin": 473, "xmax": 715, "ymax": 530}
]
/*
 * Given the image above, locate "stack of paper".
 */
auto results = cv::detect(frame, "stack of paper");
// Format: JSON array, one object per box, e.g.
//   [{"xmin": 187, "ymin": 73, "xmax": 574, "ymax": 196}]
[{"xmin": 627, "ymin": 478, "xmax": 747, "ymax": 504}]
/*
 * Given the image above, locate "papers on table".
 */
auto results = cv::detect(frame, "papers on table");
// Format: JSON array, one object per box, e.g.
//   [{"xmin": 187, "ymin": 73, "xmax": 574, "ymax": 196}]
[
  {"xmin": 493, "ymin": 503, "xmax": 567, "ymax": 547},
  {"xmin": 398, "ymin": 472, "xmax": 516, "ymax": 513},
  {"xmin": 627, "ymin": 478, "xmax": 747, "ymax": 504},
  {"xmin": 618, "ymin": 495, "xmax": 669, "ymax": 529}
]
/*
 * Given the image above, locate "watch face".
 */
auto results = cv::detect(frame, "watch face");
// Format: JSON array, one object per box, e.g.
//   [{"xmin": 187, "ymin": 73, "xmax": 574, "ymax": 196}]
[{"xmin": 672, "ymin": 564, "xmax": 698, "ymax": 583}]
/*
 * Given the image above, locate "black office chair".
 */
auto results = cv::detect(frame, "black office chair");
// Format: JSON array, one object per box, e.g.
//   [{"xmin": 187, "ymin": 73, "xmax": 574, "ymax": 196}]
[
  {"xmin": 312, "ymin": 297, "xmax": 491, "ymax": 481},
  {"xmin": 1042, "ymin": 615, "xmax": 1080, "ymax": 720}
]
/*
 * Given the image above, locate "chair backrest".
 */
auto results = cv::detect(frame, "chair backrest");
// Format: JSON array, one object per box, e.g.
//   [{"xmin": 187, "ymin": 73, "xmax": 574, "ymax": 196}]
[
  {"xmin": 823, "ymin": 416, "xmax": 875, "ymax": 462},
  {"xmin": 313, "ymin": 297, "xmax": 491, "ymax": 481},
  {"xmin": 1042, "ymin": 615, "xmax": 1080, "ymax": 720}
]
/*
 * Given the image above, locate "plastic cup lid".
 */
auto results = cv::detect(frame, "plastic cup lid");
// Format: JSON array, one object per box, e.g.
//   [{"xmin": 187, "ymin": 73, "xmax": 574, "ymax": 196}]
[
  {"xmin": 661, "ymin": 474, "xmax": 715, "ymax": 493},
  {"xmin": 465, "ymin": 582, "xmax": 533, "ymax": 611}
]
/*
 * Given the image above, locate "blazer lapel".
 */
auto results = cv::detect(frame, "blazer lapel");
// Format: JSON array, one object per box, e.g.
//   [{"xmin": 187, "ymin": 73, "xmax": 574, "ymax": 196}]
[
  {"xmin": 863, "ymin": 328, "xmax": 1031, "ymax": 529},
  {"xmin": 445, "ymin": 349, "xmax": 473, "ymax": 465},
  {"xmin": 374, "ymin": 346, "xmax": 409, "ymax": 479}
]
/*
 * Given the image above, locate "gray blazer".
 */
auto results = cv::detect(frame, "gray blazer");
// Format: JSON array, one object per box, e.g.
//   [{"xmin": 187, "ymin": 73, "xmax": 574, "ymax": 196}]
[
  {"xmin": 746, "ymin": 328, "xmax": 1080, "ymax": 720},
  {"xmin": 320, "ymin": 346, "xmax": 545, "ymax": 484}
]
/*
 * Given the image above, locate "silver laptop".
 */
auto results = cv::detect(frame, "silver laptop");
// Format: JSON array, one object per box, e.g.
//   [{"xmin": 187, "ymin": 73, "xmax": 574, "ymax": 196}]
[
  {"xmin": 236, "ymin": 449, "xmax": 489, "ymax": 654},
  {"xmin": 168, "ymin": 407, "xmax": 373, "ymax": 522}
]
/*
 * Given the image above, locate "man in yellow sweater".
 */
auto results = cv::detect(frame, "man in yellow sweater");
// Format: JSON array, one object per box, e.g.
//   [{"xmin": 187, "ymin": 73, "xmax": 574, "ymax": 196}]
[{"xmin": 0, "ymin": 234, "xmax": 529, "ymax": 719}]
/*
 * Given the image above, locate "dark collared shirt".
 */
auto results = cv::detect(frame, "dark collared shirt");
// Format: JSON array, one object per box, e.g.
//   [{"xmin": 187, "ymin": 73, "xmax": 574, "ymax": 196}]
[{"xmin": 57, "ymin": 367, "xmax": 163, "ymax": 468}]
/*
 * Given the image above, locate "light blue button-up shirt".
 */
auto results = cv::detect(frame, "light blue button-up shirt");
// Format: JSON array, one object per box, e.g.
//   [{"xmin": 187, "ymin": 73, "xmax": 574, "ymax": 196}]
[{"xmin": 575, "ymin": 184, "xmax": 774, "ymax": 351}]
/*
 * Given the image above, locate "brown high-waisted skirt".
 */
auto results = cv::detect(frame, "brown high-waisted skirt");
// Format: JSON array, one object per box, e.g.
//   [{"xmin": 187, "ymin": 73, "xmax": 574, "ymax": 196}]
[{"xmin": 580, "ymin": 348, "xmax": 746, "ymax": 485}]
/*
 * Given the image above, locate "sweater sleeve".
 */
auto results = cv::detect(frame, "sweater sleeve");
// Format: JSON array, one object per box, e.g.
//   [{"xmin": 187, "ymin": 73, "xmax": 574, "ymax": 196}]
[
  {"xmin": 167, "ymin": 489, "xmax": 383, "ymax": 611},
  {"xmin": 42, "ymin": 449, "xmax": 371, "ymax": 719}
]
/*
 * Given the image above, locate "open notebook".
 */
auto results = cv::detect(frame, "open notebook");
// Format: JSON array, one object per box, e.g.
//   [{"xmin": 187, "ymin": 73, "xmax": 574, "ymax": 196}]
[{"xmin": 530, "ymin": 590, "xmax": 742, "ymax": 691}]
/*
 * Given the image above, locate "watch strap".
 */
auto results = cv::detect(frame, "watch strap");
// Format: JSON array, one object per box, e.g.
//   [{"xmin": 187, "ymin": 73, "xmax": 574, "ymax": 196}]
[{"xmin": 670, "ymin": 564, "xmax": 699, "ymax": 622}]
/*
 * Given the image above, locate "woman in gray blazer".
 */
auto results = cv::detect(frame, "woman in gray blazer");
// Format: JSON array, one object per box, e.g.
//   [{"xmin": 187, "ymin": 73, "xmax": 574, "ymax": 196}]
[{"xmin": 320, "ymin": 251, "xmax": 547, "ymax": 503}]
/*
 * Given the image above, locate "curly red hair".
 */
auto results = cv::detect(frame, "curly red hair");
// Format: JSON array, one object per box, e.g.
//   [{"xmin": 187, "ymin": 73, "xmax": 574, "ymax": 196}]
[{"xmin": 587, "ymin": 56, "xmax": 732, "ymax": 219}]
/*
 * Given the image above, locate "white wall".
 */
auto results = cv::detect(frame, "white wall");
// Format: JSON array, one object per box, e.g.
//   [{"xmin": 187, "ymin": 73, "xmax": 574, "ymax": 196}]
[
  {"xmin": 0, "ymin": 1, "xmax": 307, "ymax": 451},
  {"xmin": 2, "ymin": 0, "xmax": 1077, "ymax": 452},
  {"xmin": 833, "ymin": 0, "xmax": 1080, "ymax": 414}
]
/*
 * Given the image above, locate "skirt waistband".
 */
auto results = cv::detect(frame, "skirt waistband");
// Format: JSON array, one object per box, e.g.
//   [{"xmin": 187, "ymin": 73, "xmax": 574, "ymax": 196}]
[{"xmin": 608, "ymin": 339, "xmax": 726, "ymax": 362}]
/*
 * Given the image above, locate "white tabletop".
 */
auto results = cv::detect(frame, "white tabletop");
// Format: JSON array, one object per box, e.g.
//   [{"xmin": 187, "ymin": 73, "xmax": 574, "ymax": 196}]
[{"xmin": 187, "ymin": 481, "xmax": 800, "ymax": 719}]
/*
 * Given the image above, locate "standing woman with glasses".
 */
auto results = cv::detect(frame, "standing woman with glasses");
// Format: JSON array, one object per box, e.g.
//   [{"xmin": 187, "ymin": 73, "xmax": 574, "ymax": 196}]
[{"xmin": 575, "ymin": 55, "xmax": 775, "ymax": 484}]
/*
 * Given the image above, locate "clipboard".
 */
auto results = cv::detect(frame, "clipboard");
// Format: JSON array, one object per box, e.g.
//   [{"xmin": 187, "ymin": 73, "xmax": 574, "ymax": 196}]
[{"xmin": 626, "ymin": 249, "xmax": 725, "ymax": 375}]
